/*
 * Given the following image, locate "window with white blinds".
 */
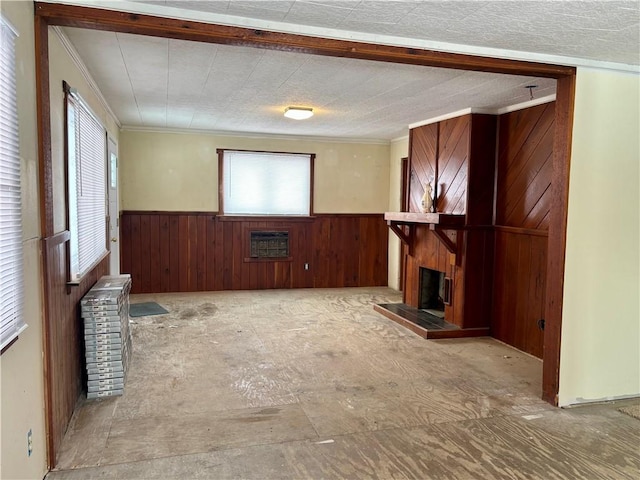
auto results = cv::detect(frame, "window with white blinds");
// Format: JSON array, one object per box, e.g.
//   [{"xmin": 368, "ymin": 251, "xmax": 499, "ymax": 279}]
[
  {"xmin": 0, "ymin": 16, "xmax": 26, "ymax": 351},
  {"xmin": 66, "ymin": 90, "xmax": 107, "ymax": 280},
  {"xmin": 221, "ymin": 150, "xmax": 313, "ymax": 216}
]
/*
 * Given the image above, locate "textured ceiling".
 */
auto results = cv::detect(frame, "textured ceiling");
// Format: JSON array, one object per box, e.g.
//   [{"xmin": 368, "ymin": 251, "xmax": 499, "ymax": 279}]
[
  {"xmin": 127, "ymin": 0, "xmax": 640, "ymax": 66},
  {"xmin": 55, "ymin": 0, "xmax": 639, "ymax": 140},
  {"xmin": 62, "ymin": 27, "xmax": 556, "ymax": 140}
]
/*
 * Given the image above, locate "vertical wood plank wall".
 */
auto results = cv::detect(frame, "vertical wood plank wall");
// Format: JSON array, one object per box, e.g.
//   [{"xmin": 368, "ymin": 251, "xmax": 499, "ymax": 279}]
[
  {"xmin": 43, "ymin": 233, "xmax": 109, "ymax": 465},
  {"xmin": 492, "ymin": 102, "xmax": 555, "ymax": 358},
  {"xmin": 120, "ymin": 213, "xmax": 388, "ymax": 294}
]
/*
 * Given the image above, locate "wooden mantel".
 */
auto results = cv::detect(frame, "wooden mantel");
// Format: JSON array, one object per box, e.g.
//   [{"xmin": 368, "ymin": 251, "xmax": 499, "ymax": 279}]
[
  {"xmin": 384, "ymin": 212, "xmax": 465, "ymax": 227},
  {"xmin": 385, "ymin": 212, "xmax": 464, "ymax": 256}
]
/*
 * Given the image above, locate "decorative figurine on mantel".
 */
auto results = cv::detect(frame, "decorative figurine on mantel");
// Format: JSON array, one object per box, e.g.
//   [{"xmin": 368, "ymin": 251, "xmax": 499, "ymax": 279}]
[{"xmin": 421, "ymin": 182, "xmax": 434, "ymax": 213}]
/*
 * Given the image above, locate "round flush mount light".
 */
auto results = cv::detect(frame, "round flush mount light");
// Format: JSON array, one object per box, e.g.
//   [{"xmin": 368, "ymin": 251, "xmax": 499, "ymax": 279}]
[{"xmin": 284, "ymin": 106, "xmax": 314, "ymax": 120}]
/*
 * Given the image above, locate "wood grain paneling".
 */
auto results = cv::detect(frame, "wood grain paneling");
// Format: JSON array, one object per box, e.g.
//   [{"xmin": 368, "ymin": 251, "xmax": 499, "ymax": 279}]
[
  {"xmin": 437, "ymin": 116, "xmax": 470, "ymax": 214},
  {"xmin": 466, "ymin": 115, "xmax": 498, "ymax": 225},
  {"xmin": 120, "ymin": 213, "xmax": 388, "ymax": 293},
  {"xmin": 403, "ymin": 114, "xmax": 496, "ymax": 330},
  {"xmin": 408, "ymin": 114, "xmax": 496, "ymax": 221},
  {"xmin": 496, "ymin": 102, "xmax": 555, "ymax": 230},
  {"xmin": 492, "ymin": 102, "xmax": 555, "ymax": 359},
  {"xmin": 42, "ymin": 233, "xmax": 109, "ymax": 466},
  {"xmin": 492, "ymin": 228, "xmax": 547, "ymax": 358},
  {"xmin": 543, "ymin": 77, "xmax": 575, "ymax": 405},
  {"xmin": 462, "ymin": 228, "xmax": 495, "ymax": 329},
  {"xmin": 402, "ymin": 225, "xmax": 494, "ymax": 330},
  {"xmin": 408, "ymin": 123, "xmax": 438, "ymax": 213}
]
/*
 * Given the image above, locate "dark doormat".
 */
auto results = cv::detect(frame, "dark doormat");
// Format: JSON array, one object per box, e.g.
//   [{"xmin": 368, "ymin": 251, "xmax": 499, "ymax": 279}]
[{"xmin": 129, "ymin": 302, "xmax": 169, "ymax": 317}]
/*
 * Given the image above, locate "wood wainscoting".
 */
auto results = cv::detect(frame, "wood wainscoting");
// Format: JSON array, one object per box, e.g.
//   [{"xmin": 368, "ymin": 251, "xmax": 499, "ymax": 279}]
[
  {"xmin": 120, "ymin": 212, "xmax": 388, "ymax": 294},
  {"xmin": 42, "ymin": 231, "xmax": 109, "ymax": 465},
  {"xmin": 492, "ymin": 227, "xmax": 548, "ymax": 358}
]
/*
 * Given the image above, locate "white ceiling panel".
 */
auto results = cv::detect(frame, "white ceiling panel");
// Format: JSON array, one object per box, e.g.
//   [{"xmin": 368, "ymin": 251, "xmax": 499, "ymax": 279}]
[
  {"xmin": 63, "ymin": 24, "xmax": 557, "ymax": 139},
  {"xmin": 53, "ymin": 0, "xmax": 640, "ymax": 140},
  {"xmin": 50, "ymin": 0, "xmax": 638, "ymax": 140}
]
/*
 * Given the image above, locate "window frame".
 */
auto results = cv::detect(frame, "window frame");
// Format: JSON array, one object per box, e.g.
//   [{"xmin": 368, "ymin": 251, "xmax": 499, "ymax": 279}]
[
  {"xmin": 0, "ymin": 15, "xmax": 26, "ymax": 353},
  {"xmin": 64, "ymin": 81, "xmax": 108, "ymax": 284},
  {"xmin": 217, "ymin": 149, "xmax": 315, "ymax": 217}
]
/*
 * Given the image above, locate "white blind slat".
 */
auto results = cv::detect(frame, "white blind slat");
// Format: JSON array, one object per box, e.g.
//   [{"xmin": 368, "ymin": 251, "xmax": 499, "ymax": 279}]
[
  {"xmin": 223, "ymin": 151, "xmax": 311, "ymax": 216},
  {"xmin": 67, "ymin": 92, "xmax": 107, "ymax": 280},
  {"xmin": 0, "ymin": 16, "xmax": 25, "ymax": 351}
]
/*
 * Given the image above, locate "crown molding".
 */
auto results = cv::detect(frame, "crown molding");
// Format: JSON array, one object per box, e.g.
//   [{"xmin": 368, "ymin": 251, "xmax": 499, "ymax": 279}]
[
  {"xmin": 120, "ymin": 125, "xmax": 390, "ymax": 145},
  {"xmin": 52, "ymin": 26, "xmax": 121, "ymax": 129},
  {"xmin": 390, "ymin": 135, "xmax": 409, "ymax": 144},
  {"xmin": 408, "ymin": 95, "xmax": 557, "ymax": 129},
  {"xmin": 495, "ymin": 94, "xmax": 557, "ymax": 115}
]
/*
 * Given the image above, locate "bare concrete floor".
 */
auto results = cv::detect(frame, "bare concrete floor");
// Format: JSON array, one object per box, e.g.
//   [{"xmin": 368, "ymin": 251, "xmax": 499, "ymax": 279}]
[{"xmin": 48, "ymin": 288, "xmax": 639, "ymax": 479}]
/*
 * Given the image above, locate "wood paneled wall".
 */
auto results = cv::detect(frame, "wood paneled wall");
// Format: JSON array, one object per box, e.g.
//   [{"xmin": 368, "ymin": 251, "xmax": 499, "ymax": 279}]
[
  {"xmin": 437, "ymin": 115, "xmax": 470, "ymax": 214},
  {"xmin": 495, "ymin": 102, "xmax": 555, "ymax": 230},
  {"xmin": 492, "ymin": 102, "xmax": 555, "ymax": 358},
  {"xmin": 493, "ymin": 228, "xmax": 547, "ymax": 358},
  {"xmin": 404, "ymin": 227, "xmax": 457, "ymax": 318},
  {"xmin": 403, "ymin": 227, "xmax": 494, "ymax": 329},
  {"xmin": 43, "ymin": 232, "xmax": 109, "ymax": 464},
  {"xmin": 408, "ymin": 123, "xmax": 438, "ymax": 213},
  {"xmin": 404, "ymin": 114, "xmax": 497, "ymax": 330},
  {"xmin": 120, "ymin": 212, "xmax": 388, "ymax": 294}
]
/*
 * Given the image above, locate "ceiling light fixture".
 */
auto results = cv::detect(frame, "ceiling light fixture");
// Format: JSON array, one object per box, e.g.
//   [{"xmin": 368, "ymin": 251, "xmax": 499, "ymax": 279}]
[{"xmin": 284, "ymin": 106, "xmax": 314, "ymax": 120}]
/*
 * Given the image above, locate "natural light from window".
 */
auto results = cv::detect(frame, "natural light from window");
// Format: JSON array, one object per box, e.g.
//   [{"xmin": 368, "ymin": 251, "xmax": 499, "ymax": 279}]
[{"xmin": 221, "ymin": 150, "xmax": 313, "ymax": 216}]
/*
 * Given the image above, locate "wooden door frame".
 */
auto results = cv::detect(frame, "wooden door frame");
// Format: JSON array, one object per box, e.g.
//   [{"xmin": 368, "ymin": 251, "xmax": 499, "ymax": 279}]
[
  {"xmin": 33, "ymin": 1, "xmax": 574, "ymax": 465},
  {"xmin": 399, "ymin": 156, "xmax": 409, "ymax": 291}
]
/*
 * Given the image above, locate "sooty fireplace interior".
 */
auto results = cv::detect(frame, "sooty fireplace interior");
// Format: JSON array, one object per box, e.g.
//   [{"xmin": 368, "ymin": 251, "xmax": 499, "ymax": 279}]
[{"xmin": 419, "ymin": 267, "xmax": 451, "ymax": 318}]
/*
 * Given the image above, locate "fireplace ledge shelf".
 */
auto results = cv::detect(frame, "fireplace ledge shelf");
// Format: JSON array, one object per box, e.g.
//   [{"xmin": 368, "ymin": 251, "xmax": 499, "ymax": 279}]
[
  {"xmin": 384, "ymin": 212, "xmax": 465, "ymax": 227},
  {"xmin": 385, "ymin": 212, "xmax": 464, "ymax": 257}
]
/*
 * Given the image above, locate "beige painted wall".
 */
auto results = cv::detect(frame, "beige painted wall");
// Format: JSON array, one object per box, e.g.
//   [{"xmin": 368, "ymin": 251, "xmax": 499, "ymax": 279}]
[
  {"xmin": 387, "ymin": 137, "xmax": 409, "ymax": 291},
  {"xmin": 0, "ymin": 2, "xmax": 47, "ymax": 479},
  {"xmin": 559, "ymin": 68, "xmax": 640, "ymax": 406},
  {"xmin": 0, "ymin": 12, "xmax": 122, "ymax": 478},
  {"xmin": 120, "ymin": 130, "xmax": 390, "ymax": 213},
  {"xmin": 49, "ymin": 29, "xmax": 120, "ymax": 232}
]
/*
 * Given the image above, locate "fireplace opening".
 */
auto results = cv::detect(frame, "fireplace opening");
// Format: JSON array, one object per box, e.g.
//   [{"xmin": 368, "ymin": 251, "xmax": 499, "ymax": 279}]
[{"xmin": 419, "ymin": 267, "xmax": 450, "ymax": 319}]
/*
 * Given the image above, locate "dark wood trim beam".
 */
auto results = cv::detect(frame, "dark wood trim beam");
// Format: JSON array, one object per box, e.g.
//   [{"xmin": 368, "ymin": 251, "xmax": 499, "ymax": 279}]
[
  {"xmin": 309, "ymin": 154, "xmax": 315, "ymax": 216},
  {"xmin": 121, "ymin": 210, "xmax": 217, "ymax": 217},
  {"xmin": 542, "ymin": 74, "xmax": 576, "ymax": 405},
  {"xmin": 35, "ymin": 13, "xmax": 52, "ymax": 238},
  {"xmin": 34, "ymin": 12, "xmax": 55, "ymax": 469},
  {"xmin": 34, "ymin": 2, "xmax": 574, "ymax": 78},
  {"xmin": 43, "ymin": 230, "xmax": 71, "ymax": 248},
  {"xmin": 494, "ymin": 225, "xmax": 549, "ymax": 237}
]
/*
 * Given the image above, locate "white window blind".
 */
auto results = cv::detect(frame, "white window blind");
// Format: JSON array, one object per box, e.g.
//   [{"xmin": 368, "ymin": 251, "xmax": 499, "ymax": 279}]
[
  {"xmin": 0, "ymin": 16, "xmax": 26, "ymax": 351},
  {"xmin": 222, "ymin": 151, "xmax": 312, "ymax": 216},
  {"xmin": 67, "ymin": 91, "xmax": 106, "ymax": 280}
]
